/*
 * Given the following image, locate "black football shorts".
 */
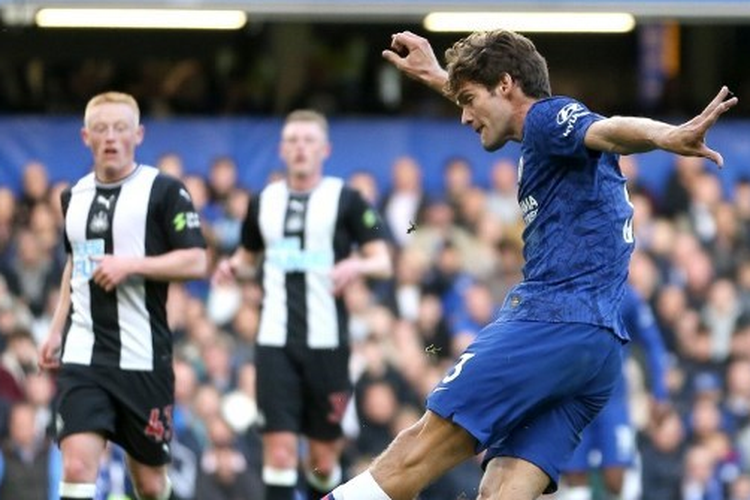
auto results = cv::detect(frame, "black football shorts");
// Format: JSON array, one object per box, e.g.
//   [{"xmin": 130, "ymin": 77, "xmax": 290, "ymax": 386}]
[
  {"xmin": 54, "ymin": 363, "xmax": 175, "ymax": 466},
  {"xmin": 256, "ymin": 343, "xmax": 351, "ymax": 440}
]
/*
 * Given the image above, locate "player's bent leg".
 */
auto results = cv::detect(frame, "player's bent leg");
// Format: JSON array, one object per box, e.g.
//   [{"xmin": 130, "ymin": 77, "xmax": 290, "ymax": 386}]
[
  {"xmin": 59, "ymin": 432, "xmax": 107, "ymax": 500},
  {"xmin": 327, "ymin": 410, "xmax": 476, "ymax": 500},
  {"xmin": 372, "ymin": 410, "xmax": 476, "ymax": 498},
  {"xmin": 126, "ymin": 458, "xmax": 173, "ymax": 500},
  {"xmin": 264, "ymin": 431, "xmax": 301, "ymax": 500},
  {"xmin": 477, "ymin": 456, "xmax": 550, "ymax": 500},
  {"xmin": 306, "ymin": 437, "xmax": 345, "ymax": 497}
]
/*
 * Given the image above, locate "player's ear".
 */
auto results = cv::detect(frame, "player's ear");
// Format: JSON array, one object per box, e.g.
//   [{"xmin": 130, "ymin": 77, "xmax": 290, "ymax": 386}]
[
  {"xmin": 81, "ymin": 127, "xmax": 91, "ymax": 147},
  {"xmin": 135, "ymin": 124, "xmax": 145, "ymax": 145},
  {"xmin": 498, "ymin": 73, "xmax": 514, "ymax": 94}
]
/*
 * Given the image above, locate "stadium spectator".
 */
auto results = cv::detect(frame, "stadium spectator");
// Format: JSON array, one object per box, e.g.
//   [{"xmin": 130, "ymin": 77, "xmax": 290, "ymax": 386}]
[
  {"xmin": 639, "ymin": 407, "xmax": 686, "ymax": 500},
  {"xmin": 194, "ymin": 414, "xmax": 264, "ymax": 500},
  {"xmin": 379, "ymin": 155, "xmax": 429, "ymax": 248},
  {"xmin": 0, "ymin": 400, "xmax": 61, "ymax": 500}
]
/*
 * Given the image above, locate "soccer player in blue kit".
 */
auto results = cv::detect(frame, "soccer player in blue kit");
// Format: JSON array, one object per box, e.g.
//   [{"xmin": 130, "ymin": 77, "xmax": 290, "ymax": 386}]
[
  {"xmin": 324, "ymin": 30, "xmax": 737, "ymax": 500},
  {"xmin": 559, "ymin": 283, "xmax": 670, "ymax": 500}
]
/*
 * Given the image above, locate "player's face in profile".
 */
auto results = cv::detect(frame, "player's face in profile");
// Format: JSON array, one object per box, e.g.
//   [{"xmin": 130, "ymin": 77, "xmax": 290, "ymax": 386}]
[
  {"xmin": 280, "ymin": 120, "xmax": 331, "ymax": 179},
  {"xmin": 82, "ymin": 102, "xmax": 144, "ymax": 176},
  {"xmin": 456, "ymin": 81, "xmax": 510, "ymax": 152}
]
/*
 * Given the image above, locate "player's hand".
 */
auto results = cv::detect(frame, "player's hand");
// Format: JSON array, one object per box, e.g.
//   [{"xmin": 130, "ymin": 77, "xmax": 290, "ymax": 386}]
[
  {"xmin": 665, "ymin": 86, "xmax": 738, "ymax": 167},
  {"xmin": 90, "ymin": 255, "xmax": 134, "ymax": 292},
  {"xmin": 331, "ymin": 257, "xmax": 362, "ymax": 296},
  {"xmin": 39, "ymin": 332, "xmax": 62, "ymax": 371},
  {"xmin": 212, "ymin": 258, "xmax": 236, "ymax": 286},
  {"xmin": 650, "ymin": 398, "xmax": 672, "ymax": 426},
  {"xmin": 382, "ymin": 31, "xmax": 448, "ymax": 91}
]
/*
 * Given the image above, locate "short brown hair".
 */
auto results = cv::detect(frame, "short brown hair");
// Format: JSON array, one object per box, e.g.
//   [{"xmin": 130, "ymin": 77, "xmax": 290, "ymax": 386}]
[{"xmin": 445, "ymin": 30, "xmax": 551, "ymax": 99}]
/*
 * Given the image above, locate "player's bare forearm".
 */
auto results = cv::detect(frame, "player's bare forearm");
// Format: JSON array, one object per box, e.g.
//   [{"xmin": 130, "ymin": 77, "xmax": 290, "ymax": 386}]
[
  {"xmin": 212, "ymin": 247, "xmax": 257, "ymax": 286},
  {"xmin": 40, "ymin": 259, "xmax": 72, "ymax": 370},
  {"xmin": 132, "ymin": 247, "xmax": 208, "ymax": 281},
  {"xmin": 229, "ymin": 246, "xmax": 257, "ymax": 280},
  {"xmin": 49, "ymin": 258, "xmax": 72, "ymax": 335},
  {"xmin": 586, "ymin": 86, "xmax": 737, "ymax": 166},
  {"xmin": 359, "ymin": 240, "xmax": 394, "ymax": 279},
  {"xmin": 585, "ymin": 116, "xmax": 671, "ymax": 155}
]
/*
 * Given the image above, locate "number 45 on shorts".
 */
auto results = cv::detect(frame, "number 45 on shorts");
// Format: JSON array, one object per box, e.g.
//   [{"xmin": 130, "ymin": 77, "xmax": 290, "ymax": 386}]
[{"xmin": 144, "ymin": 405, "xmax": 173, "ymax": 443}]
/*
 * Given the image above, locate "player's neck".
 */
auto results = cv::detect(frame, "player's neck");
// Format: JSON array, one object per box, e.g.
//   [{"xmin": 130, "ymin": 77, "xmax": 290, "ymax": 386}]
[
  {"xmin": 95, "ymin": 162, "xmax": 138, "ymax": 184},
  {"xmin": 287, "ymin": 172, "xmax": 322, "ymax": 193},
  {"xmin": 514, "ymin": 98, "xmax": 538, "ymax": 141}
]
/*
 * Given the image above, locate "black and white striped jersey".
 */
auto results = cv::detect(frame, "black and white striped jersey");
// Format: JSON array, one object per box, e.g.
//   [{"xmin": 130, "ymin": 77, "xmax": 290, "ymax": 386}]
[
  {"xmin": 60, "ymin": 165, "xmax": 206, "ymax": 371},
  {"xmin": 241, "ymin": 177, "xmax": 388, "ymax": 349}
]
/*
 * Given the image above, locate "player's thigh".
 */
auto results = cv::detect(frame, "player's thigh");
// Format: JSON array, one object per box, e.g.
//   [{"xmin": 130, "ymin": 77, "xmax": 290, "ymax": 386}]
[
  {"xmin": 298, "ymin": 345, "xmax": 351, "ymax": 440},
  {"xmin": 256, "ymin": 345, "xmax": 304, "ymax": 433},
  {"xmin": 55, "ymin": 366, "xmax": 117, "ymax": 443},
  {"xmin": 111, "ymin": 369, "xmax": 175, "ymax": 467},
  {"xmin": 427, "ymin": 321, "xmax": 622, "ymax": 449},
  {"xmin": 478, "ymin": 456, "xmax": 550, "ymax": 500},
  {"xmin": 485, "ymin": 342, "xmax": 622, "ymax": 495}
]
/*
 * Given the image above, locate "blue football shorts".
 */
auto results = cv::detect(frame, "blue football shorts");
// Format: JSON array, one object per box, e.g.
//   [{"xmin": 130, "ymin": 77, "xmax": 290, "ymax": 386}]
[
  {"xmin": 562, "ymin": 374, "xmax": 635, "ymax": 472},
  {"xmin": 426, "ymin": 319, "xmax": 623, "ymax": 493}
]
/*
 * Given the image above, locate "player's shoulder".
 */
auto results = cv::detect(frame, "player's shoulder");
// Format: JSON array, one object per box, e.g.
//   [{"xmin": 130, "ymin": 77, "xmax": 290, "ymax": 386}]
[
  {"xmin": 140, "ymin": 166, "xmax": 196, "ymax": 207},
  {"xmin": 147, "ymin": 165, "xmax": 190, "ymax": 194},
  {"xmin": 148, "ymin": 165, "xmax": 180, "ymax": 187},
  {"xmin": 316, "ymin": 175, "xmax": 345, "ymax": 194},
  {"xmin": 528, "ymin": 96, "xmax": 588, "ymax": 122},
  {"xmin": 69, "ymin": 171, "xmax": 96, "ymax": 194},
  {"xmin": 259, "ymin": 178, "xmax": 287, "ymax": 199},
  {"xmin": 325, "ymin": 177, "xmax": 365, "ymax": 206}
]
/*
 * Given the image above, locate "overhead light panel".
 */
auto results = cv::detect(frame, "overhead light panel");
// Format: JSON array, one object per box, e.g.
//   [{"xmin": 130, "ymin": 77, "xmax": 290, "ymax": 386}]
[
  {"xmin": 424, "ymin": 12, "xmax": 636, "ymax": 33},
  {"xmin": 35, "ymin": 8, "xmax": 248, "ymax": 30}
]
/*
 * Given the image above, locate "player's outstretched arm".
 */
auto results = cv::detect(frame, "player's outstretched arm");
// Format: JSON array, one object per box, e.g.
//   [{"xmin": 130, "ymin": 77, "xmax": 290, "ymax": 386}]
[
  {"xmin": 382, "ymin": 31, "xmax": 450, "ymax": 97},
  {"xmin": 585, "ymin": 86, "xmax": 738, "ymax": 166}
]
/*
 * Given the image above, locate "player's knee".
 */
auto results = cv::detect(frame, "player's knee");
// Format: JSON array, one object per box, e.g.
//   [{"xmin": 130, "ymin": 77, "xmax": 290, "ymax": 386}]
[
  {"xmin": 309, "ymin": 456, "xmax": 336, "ymax": 477},
  {"xmin": 62, "ymin": 456, "xmax": 98, "ymax": 483},
  {"xmin": 267, "ymin": 444, "xmax": 298, "ymax": 469},
  {"xmin": 131, "ymin": 474, "xmax": 168, "ymax": 500}
]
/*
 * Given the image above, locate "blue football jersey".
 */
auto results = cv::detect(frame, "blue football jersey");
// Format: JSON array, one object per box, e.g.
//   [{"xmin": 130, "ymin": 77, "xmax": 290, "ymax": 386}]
[{"xmin": 498, "ymin": 97, "xmax": 634, "ymax": 341}]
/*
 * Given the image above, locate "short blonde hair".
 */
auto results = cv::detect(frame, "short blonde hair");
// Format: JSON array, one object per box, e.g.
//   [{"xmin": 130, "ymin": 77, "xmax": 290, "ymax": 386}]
[
  {"xmin": 284, "ymin": 109, "xmax": 328, "ymax": 137},
  {"xmin": 84, "ymin": 91, "xmax": 140, "ymax": 127}
]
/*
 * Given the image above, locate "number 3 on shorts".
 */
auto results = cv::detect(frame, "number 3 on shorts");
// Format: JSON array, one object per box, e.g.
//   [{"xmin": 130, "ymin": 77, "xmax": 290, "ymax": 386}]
[{"xmin": 442, "ymin": 352, "xmax": 476, "ymax": 384}]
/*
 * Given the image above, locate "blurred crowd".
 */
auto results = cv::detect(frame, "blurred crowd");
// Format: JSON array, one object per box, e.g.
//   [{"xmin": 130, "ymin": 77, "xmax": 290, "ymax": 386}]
[{"xmin": 2, "ymin": 148, "xmax": 750, "ymax": 500}]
